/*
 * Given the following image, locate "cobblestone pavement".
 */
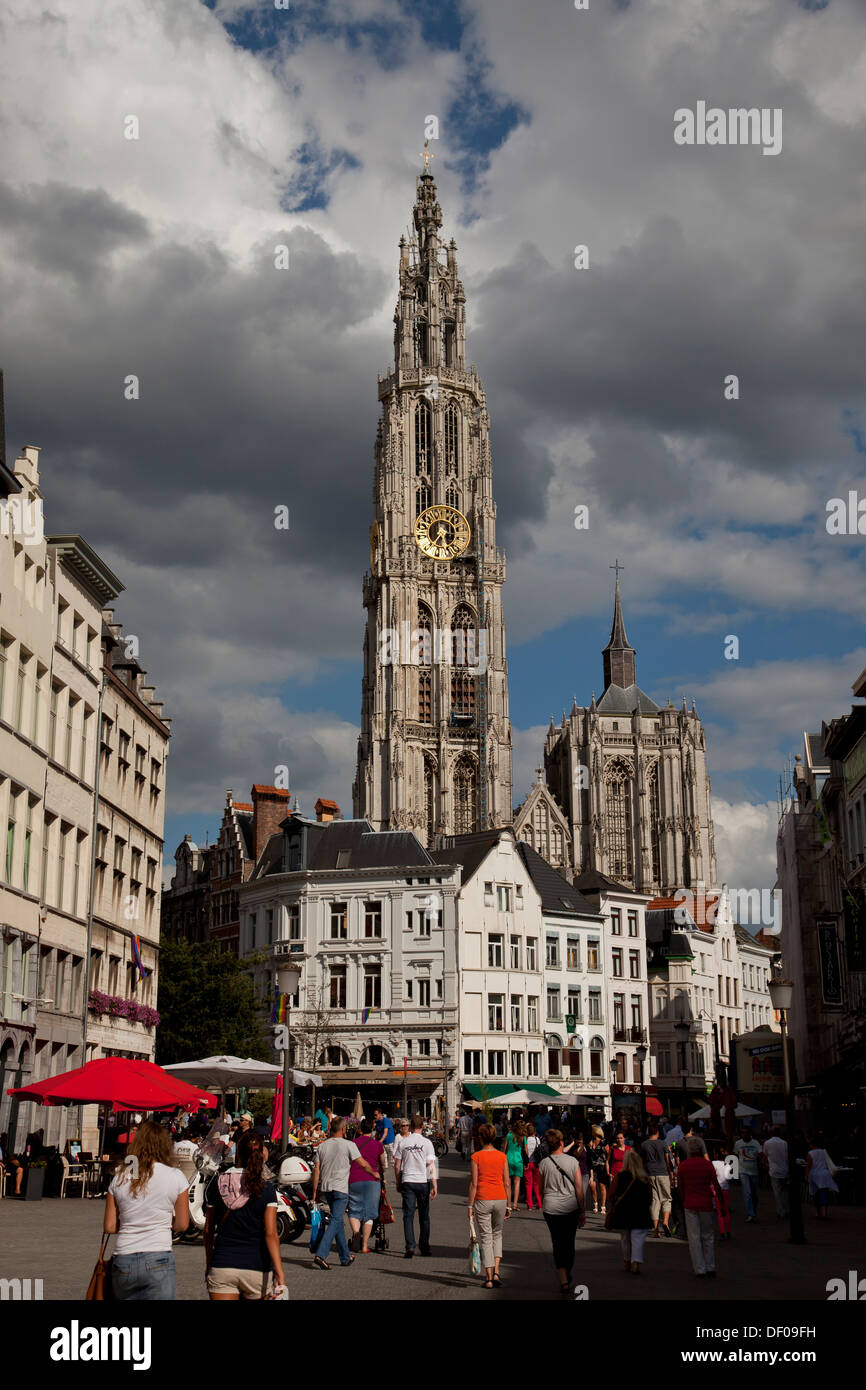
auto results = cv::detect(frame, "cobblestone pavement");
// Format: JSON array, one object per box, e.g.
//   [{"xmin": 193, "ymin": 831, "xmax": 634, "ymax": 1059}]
[{"xmin": 1, "ymin": 1153, "xmax": 861, "ymax": 1302}]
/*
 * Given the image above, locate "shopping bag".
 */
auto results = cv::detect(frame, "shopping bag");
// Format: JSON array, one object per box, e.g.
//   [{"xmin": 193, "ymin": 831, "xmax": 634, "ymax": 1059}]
[
  {"xmin": 468, "ymin": 1212, "xmax": 482, "ymax": 1275},
  {"xmin": 378, "ymin": 1184, "xmax": 395, "ymax": 1225},
  {"xmin": 308, "ymin": 1204, "xmax": 323, "ymax": 1252},
  {"xmin": 85, "ymin": 1233, "xmax": 113, "ymax": 1301}
]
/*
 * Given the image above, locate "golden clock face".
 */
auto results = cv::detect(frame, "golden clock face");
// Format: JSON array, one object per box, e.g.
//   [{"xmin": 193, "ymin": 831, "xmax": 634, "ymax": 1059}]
[{"xmin": 414, "ymin": 505, "xmax": 471, "ymax": 560}]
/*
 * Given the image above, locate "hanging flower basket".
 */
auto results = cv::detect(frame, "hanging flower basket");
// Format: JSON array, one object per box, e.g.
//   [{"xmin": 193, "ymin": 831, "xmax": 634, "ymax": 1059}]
[{"xmin": 88, "ymin": 990, "xmax": 160, "ymax": 1028}]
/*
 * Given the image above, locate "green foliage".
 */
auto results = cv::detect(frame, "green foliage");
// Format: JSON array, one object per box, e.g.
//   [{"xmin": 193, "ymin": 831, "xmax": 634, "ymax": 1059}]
[
  {"xmin": 155, "ymin": 939, "xmax": 267, "ymax": 1064},
  {"xmin": 248, "ymin": 1089, "xmax": 275, "ymax": 1123}
]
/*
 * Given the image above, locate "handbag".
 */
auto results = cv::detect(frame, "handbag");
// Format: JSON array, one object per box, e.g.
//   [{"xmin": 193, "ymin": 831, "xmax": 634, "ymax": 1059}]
[
  {"xmin": 378, "ymin": 1183, "xmax": 395, "ymax": 1225},
  {"xmin": 85, "ymin": 1233, "xmax": 114, "ymax": 1301},
  {"xmin": 826, "ymin": 1152, "xmax": 839, "ymax": 1178}
]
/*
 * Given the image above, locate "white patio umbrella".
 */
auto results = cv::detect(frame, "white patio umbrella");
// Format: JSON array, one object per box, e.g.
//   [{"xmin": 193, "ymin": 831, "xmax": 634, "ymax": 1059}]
[
  {"xmin": 689, "ymin": 1101, "xmax": 762, "ymax": 1121},
  {"xmin": 163, "ymin": 1055, "xmax": 322, "ymax": 1116}
]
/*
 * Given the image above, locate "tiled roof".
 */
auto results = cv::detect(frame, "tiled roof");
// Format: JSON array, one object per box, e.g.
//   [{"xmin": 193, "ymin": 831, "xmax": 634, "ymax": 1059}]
[
  {"xmin": 596, "ymin": 683, "xmax": 660, "ymax": 715},
  {"xmin": 233, "ymin": 802, "xmax": 253, "ymax": 812},
  {"xmin": 516, "ymin": 843, "xmax": 601, "ymax": 919},
  {"xmin": 647, "ymin": 894, "xmax": 719, "ymax": 931},
  {"xmin": 251, "ymin": 784, "xmax": 291, "ymax": 796}
]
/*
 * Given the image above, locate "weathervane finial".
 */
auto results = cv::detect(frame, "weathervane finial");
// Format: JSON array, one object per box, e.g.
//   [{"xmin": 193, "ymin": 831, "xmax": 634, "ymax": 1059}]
[{"xmin": 419, "ymin": 139, "xmax": 434, "ymax": 171}]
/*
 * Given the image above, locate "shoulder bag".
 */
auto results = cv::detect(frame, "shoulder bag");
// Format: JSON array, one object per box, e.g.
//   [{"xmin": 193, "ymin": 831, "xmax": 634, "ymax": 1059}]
[{"xmin": 85, "ymin": 1232, "xmax": 114, "ymax": 1301}]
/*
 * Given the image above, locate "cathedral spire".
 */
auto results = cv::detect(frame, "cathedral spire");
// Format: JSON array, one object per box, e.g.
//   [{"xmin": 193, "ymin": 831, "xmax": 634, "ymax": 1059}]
[{"xmin": 602, "ymin": 562, "xmax": 636, "ymax": 690}]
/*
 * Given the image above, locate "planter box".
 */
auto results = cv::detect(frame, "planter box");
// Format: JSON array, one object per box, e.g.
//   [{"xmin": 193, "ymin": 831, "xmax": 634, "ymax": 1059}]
[{"xmin": 24, "ymin": 1167, "xmax": 46, "ymax": 1201}]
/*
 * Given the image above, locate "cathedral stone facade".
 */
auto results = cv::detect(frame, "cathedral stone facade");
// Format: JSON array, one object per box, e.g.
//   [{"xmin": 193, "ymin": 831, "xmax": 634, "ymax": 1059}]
[
  {"xmin": 353, "ymin": 166, "xmax": 513, "ymax": 843},
  {"xmin": 517, "ymin": 577, "xmax": 718, "ymax": 896}
]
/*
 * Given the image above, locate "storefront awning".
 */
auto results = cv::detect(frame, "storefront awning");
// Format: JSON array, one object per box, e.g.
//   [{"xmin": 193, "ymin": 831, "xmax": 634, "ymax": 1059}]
[{"xmin": 462, "ymin": 1082, "xmax": 562, "ymax": 1101}]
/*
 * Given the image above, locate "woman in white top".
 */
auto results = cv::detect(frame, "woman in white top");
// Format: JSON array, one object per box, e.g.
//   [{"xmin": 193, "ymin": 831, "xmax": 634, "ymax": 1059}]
[
  {"xmin": 806, "ymin": 1136, "xmax": 839, "ymax": 1220},
  {"xmin": 104, "ymin": 1118, "xmax": 189, "ymax": 1300}
]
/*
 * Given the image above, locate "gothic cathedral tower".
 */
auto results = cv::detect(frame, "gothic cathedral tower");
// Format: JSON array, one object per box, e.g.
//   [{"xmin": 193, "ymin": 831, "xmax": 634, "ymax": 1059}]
[{"xmin": 353, "ymin": 161, "xmax": 513, "ymax": 843}]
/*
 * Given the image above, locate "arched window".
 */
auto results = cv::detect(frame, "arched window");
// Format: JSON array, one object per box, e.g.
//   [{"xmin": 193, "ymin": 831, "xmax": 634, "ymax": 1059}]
[
  {"xmin": 416, "ymin": 604, "xmax": 433, "ymax": 666},
  {"xmin": 589, "ymin": 1036, "xmax": 605, "ymax": 1079},
  {"xmin": 450, "ymin": 604, "xmax": 475, "ymax": 666},
  {"xmin": 423, "ymin": 757, "xmax": 436, "ymax": 841},
  {"xmin": 445, "ymin": 478, "xmax": 460, "ymax": 510},
  {"xmin": 552, "ymin": 824, "xmax": 563, "ymax": 865},
  {"xmin": 547, "ymin": 1033, "xmax": 562, "ymax": 1077},
  {"xmin": 445, "ymin": 401, "xmax": 460, "ymax": 471},
  {"xmin": 415, "ymin": 400, "xmax": 431, "ymax": 476},
  {"xmin": 414, "ymin": 285, "xmax": 427, "ymax": 367},
  {"xmin": 416, "ymin": 483, "xmax": 432, "ymax": 516},
  {"xmin": 360, "ymin": 1044, "xmax": 390, "ymax": 1067},
  {"xmin": 453, "ymin": 757, "xmax": 476, "ymax": 834},
  {"xmin": 442, "ymin": 319, "xmax": 456, "ymax": 367},
  {"xmin": 450, "ymin": 671, "xmax": 475, "ymax": 720},
  {"xmin": 604, "ymin": 759, "xmax": 633, "ymax": 880},
  {"xmin": 647, "ymin": 761, "xmax": 661, "ymax": 885},
  {"xmin": 317, "ymin": 1045, "xmax": 349, "ymax": 1067}
]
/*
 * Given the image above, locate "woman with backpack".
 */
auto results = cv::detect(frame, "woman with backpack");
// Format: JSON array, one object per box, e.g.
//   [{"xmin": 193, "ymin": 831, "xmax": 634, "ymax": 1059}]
[
  {"xmin": 204, "ymin": 1130, "xmax": 286, "ymax": 1300},
  {"xmin": 606, "ymin": 1148, "xmax": 653, "ymax": 1274}
]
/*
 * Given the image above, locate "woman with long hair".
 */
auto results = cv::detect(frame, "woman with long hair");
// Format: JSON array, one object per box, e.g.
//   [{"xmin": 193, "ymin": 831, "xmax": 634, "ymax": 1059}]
[
  {"xmin": 523, "ymin": 1121, "xmax": 542, "ymax": 1211},
  {"xmin": 104, "ymin": 1118, "xmax": 190, "ymax": 1300},
  {"xmin": 606, "ymin": 1148, "xmax": 653, "ymax": 1274},
  {"xmin": 205, "ymin": 1129, "xmax": 286, "ymax": 1300},
  {"xmin": 806, "ymin": 1134, "xmax": 839, "ymax": 1220},
  {"xmin": 588, "ymin": 1126, "xmax": 610, "ymax": 1215},
  {"xmin": 537, "ymin": 1129, "xmax": 586, "ymax": 1296},
  {"xmin": 503, "ymin": 1118, "xmax": 526, "ymax": 1213}
]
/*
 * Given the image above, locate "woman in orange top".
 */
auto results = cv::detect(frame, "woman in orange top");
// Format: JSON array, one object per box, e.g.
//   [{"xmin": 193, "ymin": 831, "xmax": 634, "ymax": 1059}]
[{"xmin": 467, "ymin": 1123, "xmax": 511, "ymax": 1288}]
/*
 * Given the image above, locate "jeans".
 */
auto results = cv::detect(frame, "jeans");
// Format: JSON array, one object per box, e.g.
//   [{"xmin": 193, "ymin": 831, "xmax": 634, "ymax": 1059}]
[
  {"xmin": 620, "ymin": 1229, "xmax": 651, "ymax": 1265},
  {"xmin": 112, "ymin": 1250, "xmax": 175, "ymax": 1301},
  {"xmin": 474, "ymin": 1199, "xmax": 506, "ymax": 1269},
  {"xmin": 685, "ymin": 1209, "xmax": 715, "ymax": 1274},
  {"xmin": 313, "ymin": 1190, "xmax": 351, "ymax": 1264},
  {"xmin": 524, "ymin": 1165, "xmax": 541, "ymax": 1209},
  {"xmin": 740, "ymin": 1172, "xmax": 759, "ymax": 1219},
  {"xmin": 770, "ymin": 1175, "xmax": 790, "ymax": 1218},
  {"xmin": 401, "ymin": 1181, "xmax": 431, "ymax": 1252}
]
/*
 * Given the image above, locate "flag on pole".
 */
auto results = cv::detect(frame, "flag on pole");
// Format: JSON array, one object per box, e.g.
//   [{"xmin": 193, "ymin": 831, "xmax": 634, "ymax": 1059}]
[
  {"xmin": 273, "ymin": 990, "xmax": 288, "ymax": 1025},
  {"xmin": 361, "ymin": 1007, "xmax": 371, "ymax": 1024},
  {"xmin": 131, "ymin": 935, "xmax": 150, "ymax": 980}
]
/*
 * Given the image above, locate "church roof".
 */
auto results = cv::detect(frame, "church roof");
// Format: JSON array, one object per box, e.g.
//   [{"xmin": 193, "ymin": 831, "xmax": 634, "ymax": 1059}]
[
  {"xmin": 430, "ymin": 829, "xmax": 510, "ymax": 884},
  {"xmin": 516, "ymin": 843, "xmax": 601, "ymax": 919},
  {"xmin": 596, "ymin": 683, "xmax": 660, "ymax": 715},
  {"xmin": 602, "ymin": 576, "xmax": 632, "ymax": 656}
]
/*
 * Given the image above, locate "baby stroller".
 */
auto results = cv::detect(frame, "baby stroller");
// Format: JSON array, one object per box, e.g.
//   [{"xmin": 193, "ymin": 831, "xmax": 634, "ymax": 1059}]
[{"xmin": 372, "ymin": 1181, "xmax": 395, "ymax": 1252}]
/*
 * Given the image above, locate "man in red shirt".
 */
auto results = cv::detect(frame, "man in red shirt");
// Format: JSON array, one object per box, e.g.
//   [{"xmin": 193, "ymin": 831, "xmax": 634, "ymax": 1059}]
[{"xmin": 677, "ymin": 1137, "xmax": 724, "ymax": 1276}]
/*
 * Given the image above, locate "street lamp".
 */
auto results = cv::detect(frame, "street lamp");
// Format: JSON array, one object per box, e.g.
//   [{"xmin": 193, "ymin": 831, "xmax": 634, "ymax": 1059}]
[
  {"xmin": 767, "ymin": 974, "xmax": 806, "ymax": 1245},
  {"xmin": 275, "ymin": 959, "xmax": 302, "ymax": 1151},
  {"xmin": 635, "ymin": 1043, "xmax": 648, "ymax": 1139}
]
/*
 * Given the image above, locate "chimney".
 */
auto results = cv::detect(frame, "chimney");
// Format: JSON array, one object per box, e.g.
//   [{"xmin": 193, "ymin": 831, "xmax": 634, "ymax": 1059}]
[
  {"xmin": 314, "ymin": 798, "xmax": 341, "ymax": 823},
  {"xmin": 251, "ymin": 784, "xmax": 291, "ymax": 861}
]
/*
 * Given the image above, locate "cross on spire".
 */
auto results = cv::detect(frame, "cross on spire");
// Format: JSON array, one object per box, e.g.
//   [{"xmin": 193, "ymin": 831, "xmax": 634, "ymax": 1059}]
[
  {"xmin": 610, "ymin": 558, "xmax": 624, "ymax": 583},
  {"xmin": 419, "ymin": 139, "xmax": 435, "ymax": 171}
]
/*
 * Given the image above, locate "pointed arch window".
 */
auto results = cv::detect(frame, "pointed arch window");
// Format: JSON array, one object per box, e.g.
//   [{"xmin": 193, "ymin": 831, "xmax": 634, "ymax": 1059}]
[
  {"xmin": 445, "ymin": 400, "xmax": 460, "ymax": 473},
  {"xmin": 647, "ymin": 761, "xmax": 662, "ymax": 886},
  {"xmin": 414, "ymin": 285, "xmax": 427, "ymax": 368},
  {"xmin": 417, "ymin": 604, "xmax": 433, "ymax": 723},
  {"xmin": 442, "ymin": 317, "xmax": 456, "ymax": 367},
  {"xmin": 415, "ymin": 399, "xmax": 431, "ymax": 476},
  {"xmin": 423, "ymin": 757, "xmax": 436, "ymax": 841},
  {"xmin": 604, "ymin": 758, "xmax": 633, "ymax": 880},
  {"xmin": 450, "ymin": 604, "xmax": 475, "ymax": 666},
  {"xmin": 445, "ymin": 478, "xmax": 460, "ymax": 510},
  {"xmin": 450, "ymin": 671, "xmax": 475, "ymax": 721},
  {"xmin": 416, "ymin": 483, "xmax": 432, "ymax": 516},
  {"xmin": 454, "ymin": 757, "xmax": 476, "ymax": 835}
]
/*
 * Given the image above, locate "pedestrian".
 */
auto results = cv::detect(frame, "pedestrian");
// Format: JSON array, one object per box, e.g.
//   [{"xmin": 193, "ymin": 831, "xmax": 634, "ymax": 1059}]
[
  {"xmin": 393, "ymin": 1116, "xmax": 410, "ymax": 1166},
  {"xmin": 538, "ymin": 1129, "xmax": 586, "ymax": 1296},
  {"xmin": 311, "ymin": 1116, "xmax": 378, "ymax": 1270},
  {"xmin": 456, "ymin": 1108, "xmax": 474, "ymax": 1160},
  {"xmin": 373, "ymin": 1106, "xmax": 395, "ymax": 1167},
  {"xmin": 204, "ymin": 1129, "xmax": 286, "ymax": 1300},
  {"xmin": 467, "ymin": 1123, "xmax": 511, "ymax": 1288},
  {"xmin": 606, "ymin": 1148, "xmax": 653, "ymax": 1274},
  {"xmin": 733, "ymin": 1126, "xmax": 762, "ymax": 1221},
  {"xmin": 314, "ymin": 1103, "xmax": 332, "ymax": 1135},
  {"xmin": 394, "ymin": 1114, "xmax": 438, "ymax": 1258},
  {"xmin": 104, "ymin": 1118, "xmax": 189, "ymax": 1301},
  {"xmin": 173, "ymin": 1129, "xmax": 200, "ymax": 1160},
  {"xmin": 710, "ymin": 1143, "xmax": 732, "ymax": 1240},
  {"xmin": 640, "ymin": 1120, "xmax": 674, "ymax": 1238},
  {"xmin": 588, "ymin": 1126, "xmax": 610, "ymax": 1214},
  {"xmin": 762, "ymin": 1127, "xmax": 790, "ymax": 1218},
  {"xmin": 609, "ymin": 1131, "xmax": 629, "ymax": 1182},
  {"xmin": 534, "ymin": 1107, "xmax": 553, "ymax": 1143},
  {"xmin": 806, "ymin": 1135, "xmax": 839, "ymax": 1220},
  {"xmin": 348, "ymin": 1118, "xmax": 386, "ymax": 1253},
  {"xmin": 503, "ymin": 1119, "xmax": 526, "ymax": 1212},
  {"xmin": 677, "ymin": 1137, "xmax": 724, "ymax": 1278},
  {"xmin": 574, "ymin": 1133, "xmax": 591, "ymax": 1197},
  {"xmin": 523, "ymin": 1122, "xmax": 542, "ymax": 1211}
]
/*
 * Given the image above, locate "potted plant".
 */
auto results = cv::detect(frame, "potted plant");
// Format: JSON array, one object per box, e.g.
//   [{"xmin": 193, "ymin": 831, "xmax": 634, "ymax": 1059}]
[{"xmin": 24, "ymin": 1159, "xmax": 47, "ymax": 1201}]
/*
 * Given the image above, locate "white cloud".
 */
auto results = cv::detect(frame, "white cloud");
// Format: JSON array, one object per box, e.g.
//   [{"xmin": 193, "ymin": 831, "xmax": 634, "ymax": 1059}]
[{"xmin": 713, "ymin": 798, "xmax": 779, "ymax": 899}]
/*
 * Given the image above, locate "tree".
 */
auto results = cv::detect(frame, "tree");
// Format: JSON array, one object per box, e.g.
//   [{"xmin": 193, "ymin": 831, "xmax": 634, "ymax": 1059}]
[{"xmin": 155, "ymin": 939, "xmax": 267, "ymax": 1064}]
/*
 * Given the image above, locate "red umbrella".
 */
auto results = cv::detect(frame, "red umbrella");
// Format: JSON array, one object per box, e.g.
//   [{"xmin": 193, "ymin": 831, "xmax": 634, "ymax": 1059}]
[{"xmin": 7, "ymin": 1056, "xmax": 217, "ymax": 1113}]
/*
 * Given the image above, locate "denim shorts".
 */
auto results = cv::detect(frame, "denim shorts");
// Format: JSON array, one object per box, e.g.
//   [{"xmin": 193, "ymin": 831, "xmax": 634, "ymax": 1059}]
[
  {"xmin": 348, "ymin": 1181, "xmax": 381, "ymax": 1224},
  {"xmin": 112, "ymin": 1250, "xmax": 175, "ymax": 1301}
]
